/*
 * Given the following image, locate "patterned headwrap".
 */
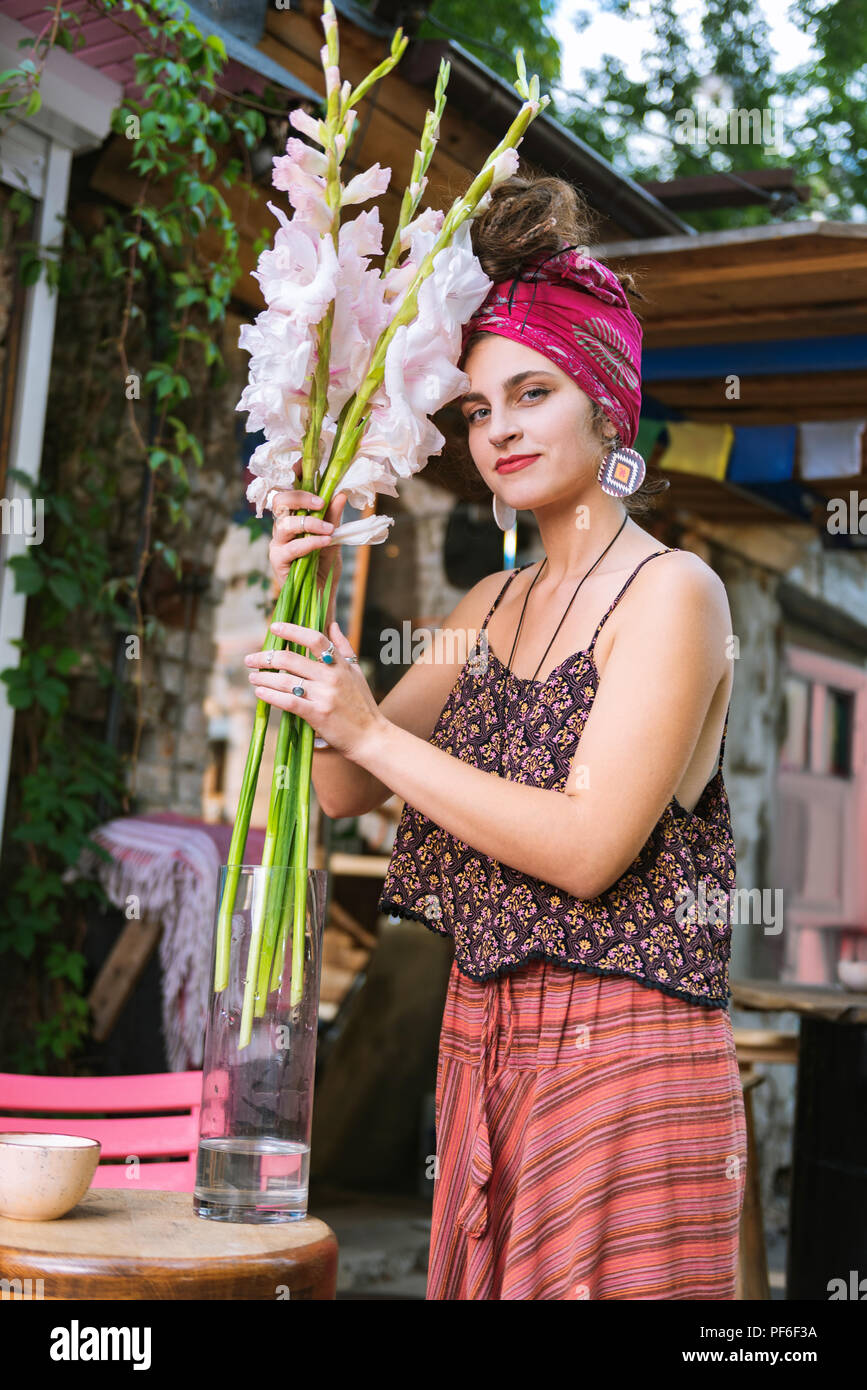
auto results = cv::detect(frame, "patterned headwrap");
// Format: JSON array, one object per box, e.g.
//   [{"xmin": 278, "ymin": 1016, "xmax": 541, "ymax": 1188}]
[{"xmin": 459, "ymin": 242, "xmax": 643, "ymax": 447}]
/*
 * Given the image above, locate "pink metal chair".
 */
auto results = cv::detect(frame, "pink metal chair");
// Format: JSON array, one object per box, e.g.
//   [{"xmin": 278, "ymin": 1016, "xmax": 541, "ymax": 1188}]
[{"xmin": 0, "ymin": 1071, "xmax": 203, "ymax": 1191}]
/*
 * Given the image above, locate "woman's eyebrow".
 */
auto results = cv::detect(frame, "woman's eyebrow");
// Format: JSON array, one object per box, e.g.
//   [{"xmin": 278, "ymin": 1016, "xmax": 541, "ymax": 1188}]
[{"xmin": 460, "ymin": 369, "xmax": 557, "ymax": 407}]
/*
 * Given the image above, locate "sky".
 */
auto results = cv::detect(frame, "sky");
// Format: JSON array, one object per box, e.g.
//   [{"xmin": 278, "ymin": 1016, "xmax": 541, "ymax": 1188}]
[{"xmin": 549, "ymin": 0, "xmax": 816, "ymax": 86}]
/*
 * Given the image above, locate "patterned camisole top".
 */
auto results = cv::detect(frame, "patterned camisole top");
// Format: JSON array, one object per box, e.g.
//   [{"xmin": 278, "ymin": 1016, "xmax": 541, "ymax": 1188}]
[{"xmin": 377, "ymin": 548, "xmax": 737, "ymax": 1010}]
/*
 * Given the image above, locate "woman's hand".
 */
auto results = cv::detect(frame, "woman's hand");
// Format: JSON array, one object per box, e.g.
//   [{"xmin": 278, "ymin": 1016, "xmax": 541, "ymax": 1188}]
[
  {"xmin": 269, "ymin": 487, "xmax": 348, "ymax": 625},
  {"xmin": 245, "ymin": 618, "xmax": 387, "ymax": 764}
]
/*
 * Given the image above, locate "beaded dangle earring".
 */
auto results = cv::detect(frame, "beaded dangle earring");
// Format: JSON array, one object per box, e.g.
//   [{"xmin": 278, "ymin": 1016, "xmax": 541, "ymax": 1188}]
[{"xmin": 597, "ymin": 438, "xmax": 646, "ymax": 498}]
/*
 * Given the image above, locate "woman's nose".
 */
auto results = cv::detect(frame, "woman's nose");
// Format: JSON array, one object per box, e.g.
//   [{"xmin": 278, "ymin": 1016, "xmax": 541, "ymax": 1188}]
[{"xmin": 488, "ymin": 416, "xmax": 520, "ymax": 450}]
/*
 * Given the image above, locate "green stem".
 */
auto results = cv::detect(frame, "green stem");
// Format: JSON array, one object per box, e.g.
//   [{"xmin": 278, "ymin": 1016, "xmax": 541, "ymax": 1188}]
[
  {"xmin": 213, "ymin": 559, "xmax": 303, "ymax": 993},
  {"xmin": 254, "ymin": 716, "xmax": 300, "ymax": 1014},
  {"xmin": 288, "ymin": 563, "xmax": 318, "ymax": 1009},
  {"xmin": 253, "ymin": 558, "xmax": 334, "ymax": 1012}
]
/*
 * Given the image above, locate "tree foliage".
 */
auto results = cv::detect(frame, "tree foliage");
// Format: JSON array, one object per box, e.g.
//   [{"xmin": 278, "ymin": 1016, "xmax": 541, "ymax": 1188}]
[{"xmin": 384, "ymin": 0, "xmax": 867, "ymax": 228}]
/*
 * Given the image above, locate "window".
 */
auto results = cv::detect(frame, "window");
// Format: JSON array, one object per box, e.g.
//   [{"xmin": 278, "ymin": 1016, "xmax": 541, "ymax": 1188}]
[
  {"xmin": 781, "ymin": 673, "xmax": 855, "ymax": 779},
  {"xmin": 781, "ymin": 674, "xmax": 811, "ymax": 771},
  {"xmin": 821, "ymin": 688, "xmax": 854, "ymax": 778}
]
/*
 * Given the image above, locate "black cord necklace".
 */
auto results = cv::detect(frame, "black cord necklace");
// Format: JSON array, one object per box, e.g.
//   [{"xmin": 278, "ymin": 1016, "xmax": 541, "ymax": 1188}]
[{"xmin": 494, "ymin": 513, "xmax": 629, "ymax": 773}]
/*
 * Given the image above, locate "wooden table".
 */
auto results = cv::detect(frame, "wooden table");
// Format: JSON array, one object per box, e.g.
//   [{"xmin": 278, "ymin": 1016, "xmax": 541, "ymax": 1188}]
[
  {"xmin": 0, "ymin": 1189, "xmax": 338, "ymax": 1300},
  {"xmin": 732, "ymin": 977, "xmax": 867, "ymax": 1025},
  {"xmin": 731, "ymin": 978, "xmax": 867, "ymax": 1300}
]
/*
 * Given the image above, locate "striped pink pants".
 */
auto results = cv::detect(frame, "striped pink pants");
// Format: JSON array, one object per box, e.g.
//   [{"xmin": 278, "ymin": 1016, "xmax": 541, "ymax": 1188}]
[{"xmin": 428, "ymin": 957, "xmax": 747, "ymax": 1300}]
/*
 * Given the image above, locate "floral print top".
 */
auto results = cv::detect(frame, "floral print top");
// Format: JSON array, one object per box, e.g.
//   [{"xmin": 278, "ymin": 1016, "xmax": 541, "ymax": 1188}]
[{"xmin": 378, "ymin": 550, "xmax": 736, "ymax": 1011}]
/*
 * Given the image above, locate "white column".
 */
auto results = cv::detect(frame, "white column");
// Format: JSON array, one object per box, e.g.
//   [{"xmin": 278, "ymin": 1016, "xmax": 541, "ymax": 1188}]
[{"xmin": 0, "ymin": 135, "xmax": 72, "ymax": 836}]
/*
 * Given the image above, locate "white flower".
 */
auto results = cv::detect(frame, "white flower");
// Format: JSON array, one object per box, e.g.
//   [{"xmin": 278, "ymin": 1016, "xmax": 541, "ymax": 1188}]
[
  {"xmin": 246, "ymin": 476, "xmax": 280, "ymax": 518},
  {"xmin": 247, "ymin": 439, "xmax": 304, "ymax": 490},
  {"xmin": 490, "ymin": 147, "xmax": 520, "ymax": 187},
  {"xmin": 335, "ymin": 453, "xmax": 401, "ymax": 511},
  {"xmin": 398, "ymin": 205, "xmax": 445, "ymax": 265},
  {"xmin": 322, "ymin": 513, "xmax": 395, "ymax": 547}
]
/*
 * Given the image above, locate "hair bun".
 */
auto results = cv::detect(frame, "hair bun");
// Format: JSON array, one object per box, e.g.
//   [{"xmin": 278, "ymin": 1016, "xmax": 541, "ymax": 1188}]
[{"xmin": 469, "ymin": 167, "xmax": 643, "ymax": 301}]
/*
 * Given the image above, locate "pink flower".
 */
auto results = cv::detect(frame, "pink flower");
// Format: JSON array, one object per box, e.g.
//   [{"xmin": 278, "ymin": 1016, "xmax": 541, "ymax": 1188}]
[
  {"xmin": 238, "ymin": 308, "xmax": 313, "ymax": 396},
  {"xmin": 328, "ymin": 209, "xmax": 391, "ymax": 411},
  {"xmin": 284, "ymin": 137, "xmax": 328, "ymax": 178},
  {"xmin": 288, "ymin": 106, "xmax": 325, "ymax": 145},
  {"xmin": 271, "ymin": 152, "xmax": 331, "ymax": 234},
  {"xmin": 253, "ymin": 210, "xmax": 339, "ymax": 323},
  {"xmin": 342, "ymin": 163, "xmax": 391, "ymax": 207}
]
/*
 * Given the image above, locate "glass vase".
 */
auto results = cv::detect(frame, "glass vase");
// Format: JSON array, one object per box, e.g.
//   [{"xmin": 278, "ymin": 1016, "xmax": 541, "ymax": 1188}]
[{"xmin": 194, "ymin": 864, "xmax": 327, "ymax": 1223}]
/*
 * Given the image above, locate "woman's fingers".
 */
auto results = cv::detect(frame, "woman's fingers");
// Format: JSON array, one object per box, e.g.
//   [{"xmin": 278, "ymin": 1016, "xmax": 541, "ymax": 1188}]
[
  {"xmin": 244, "ymin": 647, "xmax": 323, "ymax": 680},
  {"xmin": 269, "ymin": 532, "xmax": 336, "ymax": 567},
  {"xmin": 271, "ymin": 487, "xmax": 324, "ymax": 514},
  {"xmin": 273, "ymin": 513, "xmax": 334, "ymax": 544},
  {"xmin": 326, "ymin": 491, "xmax": 347, "ymax": 525},
  {"xmin": 266, "ymin": 489, "xmax": 346, "ymax": 588},
  {"xmin": 326, "ymin": 619, "xmax": 358, "ymax": 664}
]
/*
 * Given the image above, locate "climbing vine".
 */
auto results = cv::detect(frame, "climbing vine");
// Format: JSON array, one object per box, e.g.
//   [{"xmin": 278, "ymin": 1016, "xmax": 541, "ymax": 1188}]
[{"xmin": 0, "ymin": 0, "xmax": 314, "ymax": 1069}]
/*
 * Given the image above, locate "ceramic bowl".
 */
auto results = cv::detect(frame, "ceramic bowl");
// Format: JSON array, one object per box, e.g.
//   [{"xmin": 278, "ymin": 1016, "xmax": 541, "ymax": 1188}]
[
  {"xmin": 0, "ymin": 1132, "xmax": 101, "ymax": 1221},
  {"xmin": 837, "ymin": 960, "xmax": 867, "ymax": 992}
]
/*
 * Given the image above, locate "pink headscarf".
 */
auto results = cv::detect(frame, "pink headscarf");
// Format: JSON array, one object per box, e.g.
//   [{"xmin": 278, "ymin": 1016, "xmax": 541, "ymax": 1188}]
[{"xmin": 459, "ymin": 243, "xmax": 643, "ymax": 447}]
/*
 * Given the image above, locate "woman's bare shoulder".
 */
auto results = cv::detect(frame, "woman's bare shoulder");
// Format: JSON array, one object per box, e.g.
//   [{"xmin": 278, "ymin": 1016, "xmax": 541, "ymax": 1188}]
[
  {"xmin": 620, "ymin": 546, "xmax": 733, "ymax": 664},
  {"xmin": 642, "ymin": 546, "xmax": 730, "ymax": 609}
]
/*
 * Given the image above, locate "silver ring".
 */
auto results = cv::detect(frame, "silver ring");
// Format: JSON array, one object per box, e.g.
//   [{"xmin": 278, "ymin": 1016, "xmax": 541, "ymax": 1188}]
[
  {"xmin": 346, "ymin": 655, "xmax": 358, "ymax": 664},
  {"xmin": 292, "ymin": 684, "xmax": 305, "ymax": 698},
  {"xmin": 300, "ymin": 516, "xmax": 306, "ymax": 533},
  {"xmin": 265, "ymin": 651, "xmax": 274, "ymax": 667},
  {"xmin": 320, "ymin": 640, "xmax": 335, "ymax": 664}
]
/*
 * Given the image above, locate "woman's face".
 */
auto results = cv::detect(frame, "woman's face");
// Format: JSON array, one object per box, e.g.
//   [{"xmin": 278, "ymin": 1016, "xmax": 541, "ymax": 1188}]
[{"xmin": 458, "ymin": 335, "xmax": 611, "ymax": 505}]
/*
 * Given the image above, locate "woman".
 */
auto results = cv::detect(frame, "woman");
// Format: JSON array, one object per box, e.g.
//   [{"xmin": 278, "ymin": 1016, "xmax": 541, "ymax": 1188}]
[{"xmin": 245, "ymin": 175, "xmax": 747, "ymax": 1301}]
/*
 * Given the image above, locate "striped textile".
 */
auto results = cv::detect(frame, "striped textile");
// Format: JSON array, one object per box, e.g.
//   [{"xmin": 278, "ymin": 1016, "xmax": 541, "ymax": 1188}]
[
  {"xmin": 63, "ymin": 818, "xmax": 222, "ymax": 1071},
  {"xmin": 428, "ymin": 956, "xmax": 747, "ymax": 1300}
]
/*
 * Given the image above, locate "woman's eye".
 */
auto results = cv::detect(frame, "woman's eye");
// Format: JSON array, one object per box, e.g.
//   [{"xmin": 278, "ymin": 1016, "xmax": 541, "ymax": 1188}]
[{"xmin": 466, "ymin": 387, "xmax": 549, "ymax": 425}]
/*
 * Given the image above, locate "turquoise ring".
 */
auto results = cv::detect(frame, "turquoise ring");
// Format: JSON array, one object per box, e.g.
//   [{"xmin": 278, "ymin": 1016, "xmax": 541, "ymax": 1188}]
[{"xmin": 320, "ymin": 641, "xmax": 336, "ymax": 665}]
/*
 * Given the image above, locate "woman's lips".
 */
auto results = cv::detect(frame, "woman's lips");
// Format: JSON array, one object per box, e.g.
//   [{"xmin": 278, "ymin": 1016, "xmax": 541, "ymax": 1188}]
[{"xmin": 496, "ymin": 454, "xmax": 540, "ymax": 474}]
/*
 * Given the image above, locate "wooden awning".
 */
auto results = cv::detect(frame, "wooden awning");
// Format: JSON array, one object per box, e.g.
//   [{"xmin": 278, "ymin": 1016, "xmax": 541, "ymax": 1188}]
[{"xmin": 594, "ymin": 221, "xmax": 867, "ymax": 425}]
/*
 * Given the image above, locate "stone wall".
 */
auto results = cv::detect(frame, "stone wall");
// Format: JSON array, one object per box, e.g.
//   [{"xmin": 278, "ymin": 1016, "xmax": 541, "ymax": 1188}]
[{"xmin": 685, "ymin": 518, "xmax": 867, "ymax": 1239}]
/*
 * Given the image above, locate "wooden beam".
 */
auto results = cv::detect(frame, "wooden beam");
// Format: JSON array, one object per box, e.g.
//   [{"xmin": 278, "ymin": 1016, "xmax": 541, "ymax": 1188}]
[
  {"xmin": 639, "ymin": 168, "xmax": 810, "ymax": 212},
  {"xmin": 646, "ymin": 368, "xmax": 867, "ymax": 422},
  {"xmin": 644, "ymin": 300, "xmax": 867, "ymax": 349},
  {"xmin": 597, "ymin": 219, "xmax": 867, "ymax": 263},
  {"xmin": 629, "ymin": 249, "xmax": 867, "ymax": 292},
  {"xmin": 87, "ymin": 914, "xmax": 163, "ymax": 1043}
]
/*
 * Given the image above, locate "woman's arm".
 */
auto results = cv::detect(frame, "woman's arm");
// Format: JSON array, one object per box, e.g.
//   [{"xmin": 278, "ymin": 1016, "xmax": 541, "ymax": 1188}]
[
  {"xmin": 351, "ymin": 555, "xmax": 732, "ymax": 900},
  {"xmin": 311, "ymin": 569, "xmax": 509, "ymax": 819},
  {"xmin": 261, "ymin": 480, "xmax": 508, "ymax": 820}
]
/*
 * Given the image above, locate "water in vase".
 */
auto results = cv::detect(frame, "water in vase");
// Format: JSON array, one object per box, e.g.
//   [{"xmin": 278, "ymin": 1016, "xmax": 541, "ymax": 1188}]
[{"xmin": 194, "ymin": 1135, "xmax": 310, "ymax": 1222}]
